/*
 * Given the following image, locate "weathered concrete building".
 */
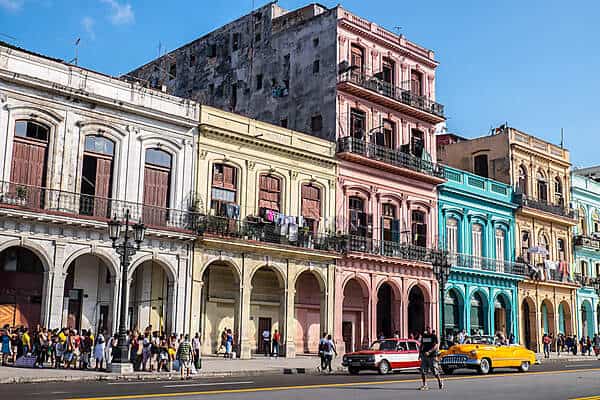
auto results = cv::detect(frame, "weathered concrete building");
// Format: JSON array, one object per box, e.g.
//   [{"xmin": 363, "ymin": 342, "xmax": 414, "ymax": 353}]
[{"xmin": 0, "ymin": 42, "xmax": 199, "ymax": 335}]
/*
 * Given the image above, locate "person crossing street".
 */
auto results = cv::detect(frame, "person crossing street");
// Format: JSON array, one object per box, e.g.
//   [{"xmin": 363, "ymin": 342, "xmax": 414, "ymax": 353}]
[{"xmin": 419, "ymin": 327, "xmax": 444, "ymax": 391}]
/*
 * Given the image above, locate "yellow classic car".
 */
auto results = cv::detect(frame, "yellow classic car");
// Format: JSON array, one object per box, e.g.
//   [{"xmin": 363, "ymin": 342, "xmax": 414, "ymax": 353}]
[{"xmin": 439, "ymin": 336, "xmax": 537, "ymax": 375}]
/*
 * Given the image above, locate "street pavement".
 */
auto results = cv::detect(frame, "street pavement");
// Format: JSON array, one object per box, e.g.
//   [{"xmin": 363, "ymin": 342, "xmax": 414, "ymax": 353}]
[{"xmin": 1, "ymin": 358, "xmax": 598, "ymax": 400}]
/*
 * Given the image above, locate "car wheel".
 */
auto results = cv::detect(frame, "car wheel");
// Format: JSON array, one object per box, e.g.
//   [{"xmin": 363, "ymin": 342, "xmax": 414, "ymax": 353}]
[
  {"xmin": 348, "ymin": 367, "xmax": 360, "ymax": 375},
  {"xmin": 378, "ymin": 360, "xmax": 390, "ymax": 375},
  {"xmin": 519, "ymin": 361, "xmax": 530, "ymax": 372},
  {"xmin": 478, "ymin": 358, "xmax": 491, "ymax": 375},
  {"xmin": 441, "ymin": 366, "xmax": 454, "ymax": 375}
]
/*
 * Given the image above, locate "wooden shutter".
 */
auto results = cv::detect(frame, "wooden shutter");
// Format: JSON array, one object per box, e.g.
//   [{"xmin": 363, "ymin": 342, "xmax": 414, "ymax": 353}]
[
  {"xmin": 301, "ymin": 185, "xmax": 320, "ymax": 220},
  {"xmin": 258, "ymin": 175, "xmax": 280, "ymax": 211},
  {"xmin": 223, "ymin": 165, "xmax": 236, "ymax": 190},
  {"xmin": 143, "ymin": 166, "xmax": 170, "ymax": 227},
  {"xmin": 93, "ymin": 158, "xmax": 112, "ymax": 217},
  {"xmin": 411, "ymin": 71, "xmax": 422, "ymax": 96},
  {"xmin": 11, "ymin": 140, "xmax": 47, "ymax": 208}
]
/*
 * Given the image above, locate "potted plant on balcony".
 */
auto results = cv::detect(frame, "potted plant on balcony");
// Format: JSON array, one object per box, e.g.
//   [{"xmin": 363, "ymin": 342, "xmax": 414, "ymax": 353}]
[{"xmin": 15, "ymin": 185, "xmax": 28, "ymax": 206}]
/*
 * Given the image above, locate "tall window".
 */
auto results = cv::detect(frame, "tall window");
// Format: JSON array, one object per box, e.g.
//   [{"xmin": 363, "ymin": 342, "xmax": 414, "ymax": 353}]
[
  {"xmin": 474, "ymin": 154, "xmax": 488, "ymax": 178},
  {"xmin": 495, "ymin": 229, "xmax": 505, "ymax": 262},
  {"xmin": 410, "ymin": 129, "xmax": 424, "ymax": 158},
  {"xmin": 258, "ymin": 174, "xmax": 282, "ymax": 213},
  {"xmin": 382, "ymin": 57, "xmax": 394, "ymax": 84},
  {"xmin": 81, "ymin": 135, "xmax": 115, "ymax": 217},
  {"xmin": 11, "ymin": 120, "xmax": 50, "ymax": 208},
  {"xmin": 211, "ymin": 163, "xmax": 237, "ymax": 217},
  {"xmin": 411, "ymin": 210, "xmax": 427, "ymax": 247},
  {"xmin": 518, "ymin": 165, "xmax": 528, "ymax": 195},
  {"xmin": 381, "ymin": 203, "xmax": 398, "ymax": 242},
  {"xmin": 378, "ymin": 119, "xmax": 394, "ymax": 149},
  {"xmin": 349, "ymin": 196, "xmax": 367, "ymax": 237},
  {"xmin": 410, "ymin": 70, "xmax": 422, "ymax": 96},
  {"xmin": 350, "ymin": 44, "xmax": 364, "ymax": 78},
  {"xmin": 143, "ymin": 148, "xmax": 172, "ymax": 225},
  {"xmin": 593, "ymin": 210, "xmax": 600, "ymax": 233},
  {"xmin": 581, "ymin": 261, "xmax": 588, "ymax": 277},
  {"xmin": 350, "ymin": 109, "xmax": 366, "ymax": 140},
  {"xmin": 554, "ymin": 177, "xmax": 563, "ymax": 206},
  {"xmin": 557, "ymin": 238, "xmax": 565, "ymax": 262},
  {"xmin": 539, "ymin": 234, "xmax": 550, "ymax": 260},
  {"xmin": 521, "ymin": 231, "xmax": 530, "ymax": 262},
  {"xmin": 301, "ymin": 184, "xmax": 321, "ymax": 233},
  {"xmin": 578, "ymin": 208, "xmax": 587, "ymax": 236},
  {"xmin": 596, "ymin": 263, "xmax": 600, "ymax": 278},
  {"xmin": 472, "ymin": 224, "xmax": 483, "ymax": 266},
  {"xmin": 537, "ymin": 171, "xmax": 548, "ymax": 202},
  {"xmin": 446, "ymin": 218, "xmax": 458, "ymax": 255}
]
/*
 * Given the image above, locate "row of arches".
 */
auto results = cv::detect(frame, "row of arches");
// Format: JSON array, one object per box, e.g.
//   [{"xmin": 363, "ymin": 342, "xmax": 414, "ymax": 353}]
[
  {"xmin": 521, "ymin": 297, "xmax": 574, "ymax": 351},
  {"xmin": 517, "ymin": 164, "xmax": 565, "ymax": 206}
]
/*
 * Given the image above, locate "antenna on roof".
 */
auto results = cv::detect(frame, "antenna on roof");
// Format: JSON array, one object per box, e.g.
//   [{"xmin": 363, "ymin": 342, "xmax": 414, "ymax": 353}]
[{"xmin": 69, "ymin": 38, "xmax": 81, "ymax": 65}]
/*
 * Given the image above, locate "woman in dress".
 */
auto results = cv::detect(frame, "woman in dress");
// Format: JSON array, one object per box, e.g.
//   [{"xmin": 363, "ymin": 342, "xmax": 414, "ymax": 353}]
[
  {"xmin": 94, "ymin": 330, "xmax": 106, "ymax": 371},
  {"xmin": 1, "ymin": 328, "xmax": 11, "ymax": 366}
]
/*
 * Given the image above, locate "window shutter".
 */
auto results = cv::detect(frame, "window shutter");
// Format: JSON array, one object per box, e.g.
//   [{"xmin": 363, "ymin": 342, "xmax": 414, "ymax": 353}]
[
  {"xmin": 94, "ymin": 158, "xmax": 112, "ymax": 217},
  {"xmin": 392, "ymin": 219, "xmax": 401, "ymax": 242}
]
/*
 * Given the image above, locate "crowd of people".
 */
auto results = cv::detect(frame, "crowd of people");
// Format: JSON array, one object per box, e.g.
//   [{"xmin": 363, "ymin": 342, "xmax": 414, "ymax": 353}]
[
  {"xmin": 542, "ymin": 333, "xmax": 600, "ymax": 358},
  {"xmin": 0, "ymin": 324, "xmax": 203, "ymax": 379}
]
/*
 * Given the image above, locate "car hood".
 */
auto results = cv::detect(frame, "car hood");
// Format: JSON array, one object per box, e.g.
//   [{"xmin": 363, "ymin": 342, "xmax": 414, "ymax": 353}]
[
  {"xmin": 444, "ymin": 344, "xmax": 496, "ymax": 354},
  {"xmin": 345, "ymin": 350, "xmax": 378, "ymax": 356}
]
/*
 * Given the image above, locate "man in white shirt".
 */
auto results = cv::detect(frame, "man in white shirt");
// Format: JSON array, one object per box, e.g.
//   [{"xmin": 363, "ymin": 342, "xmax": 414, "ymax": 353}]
[
  {"xmin": 192, "ymin": 333, "xmax": 201, "ymax": 370},
  {"xmin": 262, "ymin": 330, "xmax": 270, "ymax": 357}
]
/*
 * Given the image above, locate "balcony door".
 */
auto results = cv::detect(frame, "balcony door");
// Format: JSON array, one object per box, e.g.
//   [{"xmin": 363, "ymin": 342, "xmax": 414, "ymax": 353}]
[
  {"xmin": 80, "ymin": 135, "xmax": 114, "ymax": 217},
  {"xmin": 350, "ymin": 44, "xmax": 364, "ymax": 79},
  {"xmin": 143, "ymin": 148, "xmax": 172, "ymax": 227},
  {"xmin": 411, "ymin": 210, "xmax": 427, "ymax": 247},
  {"xmin": 10, "ymin": 121, "xmax": 49, "ymax": 208}
]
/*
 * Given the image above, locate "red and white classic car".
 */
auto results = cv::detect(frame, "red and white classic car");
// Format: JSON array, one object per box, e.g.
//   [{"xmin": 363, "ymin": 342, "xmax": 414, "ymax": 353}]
[{"xmin": 341, "ymin": 338, "xmax": 421, "ymax": 374}]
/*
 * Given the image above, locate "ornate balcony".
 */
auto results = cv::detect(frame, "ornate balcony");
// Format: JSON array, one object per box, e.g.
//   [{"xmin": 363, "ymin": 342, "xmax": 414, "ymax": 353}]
[
  {"xmin": 345, "ymin": 235, "xmax": 443, "ymax": 264},
  {"xmin": 199, "ymin": 215, "xmax": 343, "ymax": 253},
  {"xmin": 0, "ymin": 181, "xmax": 199, "ymax": 233},
  {"xmin": 336, "ymin": 136, "xmax": 445, "ymax": 181},
  {"xmin": 573, "ymin": 273, "xmax": 595, "ymax": 287},
  {"xmin": 448, "ymin": 253, "xmax": 526, "ymax": 276},
  {"xmin": 574, "ymin": 234, "xmax": 600, "ymax": 250},
  {"xmin": 337, "ymin": 72, "xmax": 445, "ymax": 122},
  {"xmin": 514, "ymin": 193, "xmax": 576, "ymax": 220}
]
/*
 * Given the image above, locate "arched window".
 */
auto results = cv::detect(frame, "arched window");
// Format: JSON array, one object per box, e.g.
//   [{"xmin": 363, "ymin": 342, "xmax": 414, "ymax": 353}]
[
  {"xmin": 580, "ymin": 260, "xmax": 588, "ymax": 278},
  {"xmin": 301, "ymin": 184, "xmax": 321, "ymax": 233},
  {"xmin": 11, "ymin": 120, "xmax": 50, "ymax": 208},
  {"xmin": 143, "ymin": 148, "xmax": 172, "ymax": 225},
  {"xmin": 381, "ymin": 203, "xmax": 398, "ymax": 243},
  {"xmin": 518, "ymin": 165, "xmax": 528, "ymax": 195},
  {"xmin": 446, "ymin": 217, "xmax": 459, "ymax": 255},
  {"xmin": 80, "ymin": 135, "xmax": 115, "ymax": 217},
  {"xmin": 211, "ymin": 163, "xmax": 238, "ymax": 217},
  {"xmin": 554, "ymin": 177, "xmax": 563, "ymax": 206},
  {"xmin": 470, "ymin": 292, "xmax": 485, "ymax": 335},
  {"xmin": 578, "ymin": 207, "xmax": 587, "ymax": 236},
  {"xmin": 472, "ymin": 223, "xmax": 483, "ymax": 267},
  {"xmin": 537, "ymin": 170, "xmax": 548, "ymax": 202},
  {"xmin": 258, "ymin": 174, "xmax": 282, "ymax": 214},
  {"xmin": 495, "ymin": 228, "xmax": 506, "ymax": 262},
  {"xmin": 411, "ymin": 210, "xmax": 427, "ymax": 247}
]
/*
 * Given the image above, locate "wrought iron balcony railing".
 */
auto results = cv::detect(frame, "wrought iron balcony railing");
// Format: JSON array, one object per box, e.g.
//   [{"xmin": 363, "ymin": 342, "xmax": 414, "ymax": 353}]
[
  {"xmin": 338, "ymin": 72, "xmax": 445, "ymax": 118},
  {"xmin": 573, "ymin": 273, "xmax": 596, "ymax": 287},
  {"xmin": 345, "ymin": 235, "xmax": 441, "ymax": 263},
  {"xmin": 199, "ymin": 215, "xmax": 344, "ymax": 252},
  {"xmin": 514, "ymin": 193, "xmax": 576, "ymax": 219},
  {"xmin": 574, "ymin": 234, "xmax": 600, "ymax": 249},
  {"xmin": 337, "ymin": 137, "xmax": 445, "ymax": 179},
  {"xmin": 0, "ymin": 181, "xmax": 200, "ymax": 233},
  {"xmin": 447, "ymin": 253, "xmax": 526, "ymax": 276}
]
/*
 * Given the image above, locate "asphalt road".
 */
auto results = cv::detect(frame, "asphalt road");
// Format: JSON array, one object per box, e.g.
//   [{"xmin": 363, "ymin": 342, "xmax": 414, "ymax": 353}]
[{"xmin": 3, "ymin": 359, "xmax": 599, "ymax": 400}]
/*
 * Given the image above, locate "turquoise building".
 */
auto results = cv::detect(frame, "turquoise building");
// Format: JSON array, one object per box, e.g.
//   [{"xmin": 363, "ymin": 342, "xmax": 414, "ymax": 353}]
[
  {"xmin": 439, "ymin": 167, "xmax": 524, "ymax": 340},
  {"xmin": 571, "ymin": 169, "xmax": 600, "ymax": 338}
]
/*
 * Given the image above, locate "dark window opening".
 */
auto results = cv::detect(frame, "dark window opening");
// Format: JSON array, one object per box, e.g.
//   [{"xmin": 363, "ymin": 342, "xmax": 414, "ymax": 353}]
[
  {"xmin": 554, "ymin": 177, "xmax": 563, "ymax": 206},
  {"xmin": 311, "ymin": 114, "xmax": 323, "ymax": 132},
  {"xmin": 376, "ymin": 119, "xmax": 394, "ymax": 148},
  {"xmin": 411, "ymin": 70, "xmax": 422, "ymax": 96},
  {"xmin": 349, "ymin": 196, "xmax": 367, "ymax": 237},
  {"xmin": 169, "ymin": 63, "xmax": 177, "ymax": 79},
  {"xmin": 350, "ymin": 44, "xmax": 364, "ymax": 78},
  {"xmin": 284, "ymin": 54, "xmax": 290, "ymax": 65},
  {"xmin": 382, "ymin": 58, "xmax": 394, "ymax": 84},
  {"xmin": 189, "ymin": 54, "xmax": 196, "ymax": 67},
  {"xmin": 207, "ymin": 44, "xmax": 217, "ymax": 58},
  {"xmin": 474, "ymin": 154, "xmax": 489, "ymax": 178},
  {"xmin": 521, "ymin": 231, "xmax": 530, "ymax": 262},
  {"xmin": 254, "ymin": 22, "xmax": 262, "ymax": 43},
  {"xmin": 280, "ymin": 118, "xmax": 288, "ymax": 128},
  {"xmin": 518, "ymin": 166, "xmax": 528, "ymax": 195},
  {"xmin": 537, "ymin": 172, "xmax": 548, "ymax": 203},
  {"xmin": 411, "ymin": 210, "xmax": 427, "ymax": 247},
  {"xmin": 15, "ymin": 120, "xmax": 49, "ymax": 142},
  {"xmin": 313, "ymin": 37, "xmax": 319, "ymax": 47},
  {"xmin": 313, "ymin": 59, "xmax": 320, "ymax": 74},
  {"xmin": 231, "ymin": 83, "xmax": 237, "ymax": 110},
  {"xmin": 410, "ymin": 129, "xmax": 424, "ymax": 158},
  {"xmin": 558, "ymin": 238, "xmax": 565, "ymax": 261},
  {"xmin": 232, "ymin": 33, "xmax": 240, "ymax": 51},
  {"xmin": 350, "ymin": 109, "xmax": 366, "ymax": 140},
  {"xmin": 256, "ymin": 74, "xmax": 263, "ymax": 90},
  {"xmin": 382, "ymin": 203, "xmax": 398, "ymax": 242},
  {"xmin": 208, "ymin": 83, "xmax": 214, "ymax": 95}
]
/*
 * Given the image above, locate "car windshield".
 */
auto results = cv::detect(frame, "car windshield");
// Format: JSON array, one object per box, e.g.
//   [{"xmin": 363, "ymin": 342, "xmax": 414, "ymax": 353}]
[
  {"xmin": 464, "ymin": 336, "xmax": 495, "ymax": 344},
  {"xmin": 370, "ymin": 340, "xmax": 397, "ymax": 351}
]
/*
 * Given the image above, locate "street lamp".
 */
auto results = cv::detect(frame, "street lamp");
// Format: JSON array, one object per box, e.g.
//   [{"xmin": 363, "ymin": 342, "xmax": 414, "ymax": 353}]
[
  {"xmin": 107, "ymin": 209, "xmax": 146, "ymax": 373},
  {"xmin": 432, "ymin": 249, "xmax": 451, "ymax": 349}
]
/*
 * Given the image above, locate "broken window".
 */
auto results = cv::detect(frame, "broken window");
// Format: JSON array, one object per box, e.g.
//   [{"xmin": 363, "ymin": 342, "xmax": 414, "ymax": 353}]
[
  {"xmin": 169, "ymin": 62, "xmax": 177, "ymax": 79},
  {"xmin": 411, "ymin": 210, "xmax": 427, "ymax": 247},
  {"xmin": 313, "ymin": 59, "xmax": 320, "ymax": 74},
  {"xmin": 232, "ymin": 33, "xmax": 240, "ymax": 51},
  {"xmin": 379, "ymin": 119, "xmax": 394, "ymax": 148},
  {"xmin": 311, "ymin": 114, "xmax": 323, "ymax": 132},
  {"xmin": 80, "ymin": 135, "xmax": 115, "ymax": 217},
  {"xmin": 256, "ymin": 74, "xmax": 263, "ymax": 90}
]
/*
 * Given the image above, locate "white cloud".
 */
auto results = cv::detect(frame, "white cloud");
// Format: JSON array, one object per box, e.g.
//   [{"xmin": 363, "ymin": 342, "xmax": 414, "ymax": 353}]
[
  {"xmin": 0, "ymin": 0, "xmax": 24, "ymax": 12},
  {"xmin": 100, "ymin": 0, "xmax": 134, "ymax": 25},
  {"xmin": 81, "ymin": 16, "xmax": 95, "ymax": 40}
]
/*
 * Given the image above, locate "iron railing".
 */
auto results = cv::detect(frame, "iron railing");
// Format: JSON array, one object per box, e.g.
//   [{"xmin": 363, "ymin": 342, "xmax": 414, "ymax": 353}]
[
  {"xmin": 514, "ymin": 194, "xmax": 576, "ymax": 219},
  {"xmin": 0, "ymin": 181, "xmax": 200, "ymax": 232},
  {"xmin": 199, "ymin": 215, "xmax": 344, "ymax": 252},
  {"xmin": 447, "ymin": 252, "xmax": 527, "ymax": 276},
  {"xmin": 573, "ymin": 273, "xmax": 594, "ymax": 287},
  {"xmin": 345, "ymin": 235, "xmax": 441, "ymax": 263},
  {"xmin": 337, "ymin": 137, "xmax": 445, "ymax": 178},
  {"xmin": 338, "ymin": 72, "xmax": 445, "ymax": 118},
  {"xmin": 574, "ymin": 235, "xmax": 600, "ymax": 249}
]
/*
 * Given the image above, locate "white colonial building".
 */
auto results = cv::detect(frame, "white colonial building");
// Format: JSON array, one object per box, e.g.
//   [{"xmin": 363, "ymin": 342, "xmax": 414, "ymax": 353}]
[{"xmin": 0, "ymin": 42, "xmax": 199, "ymax": 335}]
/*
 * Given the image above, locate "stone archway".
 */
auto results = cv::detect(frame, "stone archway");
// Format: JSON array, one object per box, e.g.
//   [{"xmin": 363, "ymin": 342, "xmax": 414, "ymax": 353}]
[
  {"xmin": 250, "ymin": 266, "xmax": 285, "ymax": 356},
  {"xmin": 494, "ymin": 292, "xmax": 511, "ymax": 337},
  {"xmin": 521, "ymin": 297, "xmax": 537, "ymax": 351},
  {"xmin": 558, "ymin": 301, "xmax": 572, "ymax": 336},
  {"xmin": 200, "ymin": 261, "xmax": 241, "ymax": 355},
  {"xmin": 541, "ymin": 299, "xmax": 555, "ymax": 336},
  {"xmin": 376, "ymin": 281, "xmax": 401, "ymax": 338},
  {"xmin": 408, "ymin": 285, "xmax": 425, "ymax": 337},
  {"xmin": 342, "ymin": 277, "xmax": 369, "ymax": 353},
  {"xmin": 294, "ymin": 270, "xmax": 325, "ymax": 354},
  {"xmin": 581, "ymin": 300, "xmax": 594, "ymax": 337},
  {"xmin": 444, "ymin": 288, "xmax": 464, "ymax": 335},
  {"xmin": 0, "ymin": 246, "xmax": 45, "ymax": 328},
  {"xmin": 470, "ymin": 291, "xmax": 488, "ymax": 335}
]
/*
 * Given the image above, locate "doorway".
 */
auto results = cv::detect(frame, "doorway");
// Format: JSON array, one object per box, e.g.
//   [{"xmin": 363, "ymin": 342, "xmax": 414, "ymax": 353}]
[
  {"xmin": 257, "ymin": 317, "xmax": 272, "ymax": 354},
  {"xmin": 342, "ymin": 321, "xmax": 353, "ymax": 353}
]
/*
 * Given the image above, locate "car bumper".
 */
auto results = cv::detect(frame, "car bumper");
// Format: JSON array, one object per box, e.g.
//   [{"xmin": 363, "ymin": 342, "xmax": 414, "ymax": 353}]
[
  {"xmin": 342, "ymin": 359, "xmax": 377, "ymax": 368},
  {"xmin": 440, "ymin": 357, "xmax": 481, "ymax": 369}
]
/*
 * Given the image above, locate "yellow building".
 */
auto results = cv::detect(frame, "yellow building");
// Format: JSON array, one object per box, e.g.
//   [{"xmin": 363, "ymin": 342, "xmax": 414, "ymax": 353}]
[
  {"xmin": 438, "ymin": 125, "xmax": 579, "ymax": 351},
  {"xmin": 189, "ymin": 106, "xmax": 340, "ymax": 358}
]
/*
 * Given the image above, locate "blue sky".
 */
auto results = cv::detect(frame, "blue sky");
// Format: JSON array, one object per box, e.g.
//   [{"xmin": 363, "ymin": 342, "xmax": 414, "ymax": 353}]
[{"xmin": 1, "ymin": 0, "xmax": 599, "ymax": 167}]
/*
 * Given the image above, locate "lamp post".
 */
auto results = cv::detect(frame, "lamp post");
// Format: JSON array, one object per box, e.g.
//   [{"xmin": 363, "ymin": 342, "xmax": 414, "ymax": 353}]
[
  {"xmin": 107, "ymin": 209, "xmax": 146, "ymax": 373},
  {"xmin": 432, "ymin": 249, "xmax": 451, "ymax": 349}
]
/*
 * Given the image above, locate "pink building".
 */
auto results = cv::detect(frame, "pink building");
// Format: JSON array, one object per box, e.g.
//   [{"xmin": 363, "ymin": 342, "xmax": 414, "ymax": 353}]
[{"xmin": 334, "ymin": 9, "xmax": 446, "ymax": 352}]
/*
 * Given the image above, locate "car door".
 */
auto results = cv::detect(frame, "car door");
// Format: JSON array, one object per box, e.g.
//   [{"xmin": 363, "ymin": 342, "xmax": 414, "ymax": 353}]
[{"xmin": 406, "ymin": 341, "xmax": 420, "ymax": 369}]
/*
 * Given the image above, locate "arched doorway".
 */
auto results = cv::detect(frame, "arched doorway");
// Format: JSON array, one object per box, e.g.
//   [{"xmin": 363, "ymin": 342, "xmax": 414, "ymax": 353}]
[
  {"xmin": 541, "ymin": 299, "xmax": 555, "ymax": 336},
  {"xmin": 0, "ymin": 247, "xmax": 45, "ymax": 328},
  {"xmin": 294, "ymin": 271, "xmax": 325, "ymax": 354},
  {"xmin": 200, "ymin": 261, "xmax": 240, "ymax": 355},
  {"xmin": 376, "ymin": 282, "xmax": 400, "ymax": 338},
  {"xmin": 580, "ymin": 301, "xmax": 594, "ymax": 337},
  {"xmin": 129, "ymin": 261, "xmax": 173, "ymax": 334},
  {"xmin": 443, "ymin": 288, "xmax": 463, "ymax": 336},
  {"xmin": 250, "ymin": 266, "xmax": 285, "ymax": 355},
  {"xmin": 558, "ymin": 302, "xmax": 571, "ymax": 335},
  {"xmin": 494, "ymin": 293, "xmax": 511, "ymax": 336},
  {"xmin": 342, "ymin": 278, "xmax": 368, "ymax": 353},
  {"xmin": 64, "ymin": 254, "xmax": 116, "ymax": 334},
  {"xmin": 470, "ymin": 291, "xmax": 488, "ymax": 335},
  {"xmin": 408, "ymin": 285, "xmax": 425, "ymax": 337}
]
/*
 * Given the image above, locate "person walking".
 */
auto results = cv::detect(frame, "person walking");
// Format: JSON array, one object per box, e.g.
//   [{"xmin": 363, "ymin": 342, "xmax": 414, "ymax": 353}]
[
  {"xmin": 322, "ymin": 334, "xmax": 336, "ymax": 373},
  {"xmin": 542, "ymin": 334, "xmax": 551, "ymax": 358},
  {"xmin": 318, "ymin": 332, "xmax": 327, "ymax": 371},
  {"xmin": 219, "ymin": 329, "xmax": 227, "ymax": 355},
  {"xmin": 262, "ymin": 328, "xmax": 270, "ymax": 357},
  {"xmin": 176, "ymin": 334, "xmax": 193, "ymax": 380},
  {"xmin": 1, "ymin": 328, "xmax": 11, "ymax": 366},
  {"xmin": 225, "ymin": 329, "xmax": 233, "ymax": 359},
  {"xmin": 192, "ymin": 332, "xmax": 201, "ymax": 370},
  {"xmin": 271, "ymin": 330, "xmax": 280, "ymax": 357},
  {"xmin": 419, "ymin": 327, "xmax": 443, "ymax": 391},
  {"xmin": 94, "ymin": 330, "xmax": 106, "ymax": 371}
]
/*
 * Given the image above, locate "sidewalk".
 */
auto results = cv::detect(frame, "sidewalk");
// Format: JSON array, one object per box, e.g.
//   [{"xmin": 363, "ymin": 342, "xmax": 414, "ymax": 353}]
[
  {"xmin": 0, "ymin": 355, "xmax": 343, "ymax": 384},
  {"xmin": 535, "ymin": 352, "xmax": 600, "ymax": 362}
]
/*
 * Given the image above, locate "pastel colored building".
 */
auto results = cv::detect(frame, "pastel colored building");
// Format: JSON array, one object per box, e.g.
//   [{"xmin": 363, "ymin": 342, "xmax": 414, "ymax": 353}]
[
  {"xmin": 571, "ymin": 168, "xmax": 600, "ymax": 337},
  {"xmin": 438, "ymin": 166, "xmax": 522, "ymax": 340},
  {"xmin": 190, "ymin": 106, "xmax": 339, "ymax": 358},
  {"xmin": 438, "ymin": 126, "xmax": 579, "ymax": 351}
]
